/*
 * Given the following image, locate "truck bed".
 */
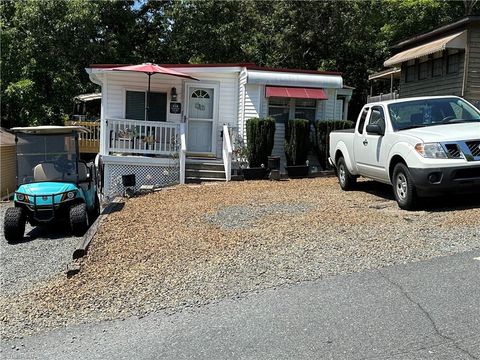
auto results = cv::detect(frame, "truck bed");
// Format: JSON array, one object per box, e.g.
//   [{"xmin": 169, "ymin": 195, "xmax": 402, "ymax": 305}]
[{"xmin": 331, "ymin": 128, "xmax": 355, "ymax": 133}]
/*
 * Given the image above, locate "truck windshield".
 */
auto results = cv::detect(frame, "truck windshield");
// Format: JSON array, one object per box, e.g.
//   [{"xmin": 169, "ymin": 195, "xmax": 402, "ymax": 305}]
[
  {"xmin": 388, "ymin": 98, "xmax": 480, "ymax": 131},
  {"xmin": 16, "ymin": 133, "xmax": 78, "ymax": 185}
]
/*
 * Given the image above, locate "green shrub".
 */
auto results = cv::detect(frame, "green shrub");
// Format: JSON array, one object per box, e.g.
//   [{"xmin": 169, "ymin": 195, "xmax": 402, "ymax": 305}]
[
  {"xmin": 285, "ymin": 119, "xmax": 310, "ymax": 166},
  {"xmin": 315, "ymin": 120, "xmax": 354, "ymax": 168},
  {"xmin": 245, "ymin": 117, "xmax": 276, "ymax": 167}
]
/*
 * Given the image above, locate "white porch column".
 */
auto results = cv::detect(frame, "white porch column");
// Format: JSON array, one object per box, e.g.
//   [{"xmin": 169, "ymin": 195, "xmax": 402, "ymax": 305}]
[
  {"xmin": 100, "ymin": 74, "xmax": 108, "ymax": 155},
  {"xmin": 343, "ymin": 96, "xmax": 351, "ymax": 120}
]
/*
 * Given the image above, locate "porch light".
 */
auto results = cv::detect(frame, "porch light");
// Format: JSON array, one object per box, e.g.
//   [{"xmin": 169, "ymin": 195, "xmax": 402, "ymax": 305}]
[{"xmin": 171, "ymin": 87, "xmax": 177, "ymax": 101}]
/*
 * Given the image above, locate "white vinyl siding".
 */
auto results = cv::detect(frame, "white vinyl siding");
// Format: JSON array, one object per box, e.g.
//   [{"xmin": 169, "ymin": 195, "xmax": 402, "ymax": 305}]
[{"xmin": 103, "ymin": 71, "xmax": 239, "ymax": 158}]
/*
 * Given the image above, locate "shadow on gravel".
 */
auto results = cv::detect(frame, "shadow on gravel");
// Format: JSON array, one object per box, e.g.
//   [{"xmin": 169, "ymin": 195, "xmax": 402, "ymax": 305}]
[
  {"xmin": 351, "ymin": 180, "xmax": 480, "ymax": 212},
  {"xmin": 352, "ymin": 181, "xmax": 395, "ymax": 201},
  {"xmin": 7, "ymin": 223, "xmax": 74, "ymax": 246},
  {"xmin": 24, "ymin": 223, "xmax": 73, "ymax": 242}
]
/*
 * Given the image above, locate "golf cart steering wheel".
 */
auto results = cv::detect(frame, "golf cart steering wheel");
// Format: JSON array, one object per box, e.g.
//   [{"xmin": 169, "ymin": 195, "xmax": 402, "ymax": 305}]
[
  {"xmin": 54, "ymin": 158, "xmax": 76, "ymax": 173},
  {"xmin": 440, "ymin": 115, "xmax": 456, "ymax": 123}
]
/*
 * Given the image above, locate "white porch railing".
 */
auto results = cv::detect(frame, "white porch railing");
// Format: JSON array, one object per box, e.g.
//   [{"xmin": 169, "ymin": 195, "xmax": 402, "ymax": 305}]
[
  {"xmin": 179, "ymin": 123, "xmax": 186, "ymax": 184},
  {"xmin": 367, "ymin": 91, "xmax": 399, "ymax": 103},
  {"xmin": 222, "ymin": 124, "xmax": 232, "ymax": 181},
  {"xmin": 107, "ymin": 118, "xmax": 179, "ymax": 156}
]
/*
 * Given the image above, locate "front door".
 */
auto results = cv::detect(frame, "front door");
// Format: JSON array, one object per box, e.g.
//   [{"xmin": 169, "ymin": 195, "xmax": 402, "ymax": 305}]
[{"xmin": 186, "ymin": 85, "xmax": 218, "ymax": 155}]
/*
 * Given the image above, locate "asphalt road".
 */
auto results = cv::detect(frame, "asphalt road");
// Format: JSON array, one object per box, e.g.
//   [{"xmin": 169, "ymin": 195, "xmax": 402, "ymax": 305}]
[{"xmin": 2, "ymin": 250, "xmax": 479, "ymax": 360}]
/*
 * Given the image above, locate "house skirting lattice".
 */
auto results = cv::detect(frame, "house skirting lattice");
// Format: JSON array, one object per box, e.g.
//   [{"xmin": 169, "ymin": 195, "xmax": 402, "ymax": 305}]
[{"xmin": 102, "ymin": 156, "xmax": 179, "ymax": 198}]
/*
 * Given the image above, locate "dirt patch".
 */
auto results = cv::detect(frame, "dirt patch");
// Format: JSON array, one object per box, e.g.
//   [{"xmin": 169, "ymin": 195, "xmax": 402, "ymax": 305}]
[{"xmin": 1, "ymin": 178, "xmax": 479, "ymax": 339}]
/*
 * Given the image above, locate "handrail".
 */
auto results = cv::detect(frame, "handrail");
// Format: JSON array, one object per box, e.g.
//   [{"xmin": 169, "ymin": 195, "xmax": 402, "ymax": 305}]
[
  {"xmin": 222, "ymin": 124, "xmax": 232, "ymax": 181},
  {"xmin": 179, "ymin": 123, "xmax": 187, "ymax": 184}
]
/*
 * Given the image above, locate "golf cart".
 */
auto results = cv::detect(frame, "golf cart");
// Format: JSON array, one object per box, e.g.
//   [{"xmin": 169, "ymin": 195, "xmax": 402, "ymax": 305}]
[{"xmin": 3, "ymin": 126, "xmax": 100, "ymax": 243}]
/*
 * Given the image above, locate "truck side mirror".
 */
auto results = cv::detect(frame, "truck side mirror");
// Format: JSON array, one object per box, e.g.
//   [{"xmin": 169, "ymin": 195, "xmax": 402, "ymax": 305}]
[{"xmin": 366, "ymin": 124, "xmax": 385, "ymax": 136}]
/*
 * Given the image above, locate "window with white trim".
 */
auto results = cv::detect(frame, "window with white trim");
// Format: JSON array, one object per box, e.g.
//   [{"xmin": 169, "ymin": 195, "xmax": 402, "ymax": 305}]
[
  {"xmin": 125, "ymin": 90, "xmax": 167, "ymax": 121},
  {"xmin": 295, "ymin": 99, "xmax": 316, "ymax": 121},
  {"xmin": 268, "ymin": 97, "xmax": 317, "ymax": 123},
  {"xmin": 268, "ymin": 97, "xmax": 290, "ymax": 123}
]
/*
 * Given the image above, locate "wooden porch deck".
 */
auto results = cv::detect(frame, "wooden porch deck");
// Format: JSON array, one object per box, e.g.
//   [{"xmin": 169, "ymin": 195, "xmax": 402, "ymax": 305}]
[{"xmin": 65, "ymin": 120, "xmax": 100, "ymax": 153}]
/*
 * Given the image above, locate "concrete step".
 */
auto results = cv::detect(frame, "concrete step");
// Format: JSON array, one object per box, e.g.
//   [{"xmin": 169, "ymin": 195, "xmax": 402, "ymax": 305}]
[
  {"xmin": 186, "ymin": 169, "xmax": 226, "ymax": 179},
  {"xmin": 185, "ymin": 177, "xmax": 226, "ymax": 183},
  {"xmin": 186, "ymin": 162, "xmax": 225, "ymax": 172}
]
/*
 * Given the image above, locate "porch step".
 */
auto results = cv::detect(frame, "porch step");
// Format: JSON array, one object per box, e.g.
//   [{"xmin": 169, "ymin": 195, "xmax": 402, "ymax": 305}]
[
  {"xmin": 186, "ymin": 169, "xmax": 226, "ymax": 179},
  {"xmin": 186, "ymin": 177, "xmax": 226, "ymax": 183},
  {"xmin": 185, "ymin": 159, "xmax": 226, "ymax": 183},
  {"xmin": 186, "ymin": 162, "xmax": 225, "ymax": 172}
]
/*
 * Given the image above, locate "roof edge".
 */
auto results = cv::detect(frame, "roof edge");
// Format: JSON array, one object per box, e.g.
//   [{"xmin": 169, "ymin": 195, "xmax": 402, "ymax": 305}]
[
  {"xmin": 88, "ymin": 63, "xmax": 342, "ymax": 76},
  {"xmin": 393, "ymin": 16, "xmax": 480, "ymax": 50}
]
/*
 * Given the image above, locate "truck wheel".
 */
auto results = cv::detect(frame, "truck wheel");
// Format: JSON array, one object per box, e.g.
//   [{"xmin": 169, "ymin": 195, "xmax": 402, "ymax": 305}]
[
  {"xmin": 337, "ymin": 157, "xmax": 356, "ymax": 190},
  {"xmin": 4, "ymin": 208, "xmax": 26, "ymax": 243},
  {"xmin": 392, "ymin": 163, "xmax": 417, "ymax": 210},
  {"xmin": 70, "ymin": 203, "xmax": 89, "ymax": 236}
]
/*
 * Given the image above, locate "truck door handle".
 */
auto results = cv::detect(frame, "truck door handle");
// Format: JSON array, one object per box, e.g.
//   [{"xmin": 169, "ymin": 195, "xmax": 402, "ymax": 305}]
[{"xmin": 363, "ymin": 139, "xmax": 368, "ymax": 146}]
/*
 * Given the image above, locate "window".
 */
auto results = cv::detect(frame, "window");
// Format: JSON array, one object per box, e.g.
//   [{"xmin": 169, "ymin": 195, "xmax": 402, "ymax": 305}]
[
  {"xmin": 268, "ymin": 97, "xmax": 318, "ymax": 123},
  {"xmin": 405, "ymin": 60, "xmax": 415, "ymax": 82},
  {"xmin": 125, "ymin": 90, "xmax": 167, "ymax": 121},
  {"xmin": 447, "ymin": 50, "xmax": 459, "ymax": 74},
  {"xmin": 432, "ymin": 52, "xmax": 443, "ymax": 77},
  {"xmin": 294, "ymin": 99, "xmax": 316, "ymax": 122},
  {"xmin": 357, "ymin": 108, "xmax": 369, "ymax": 134},
  {"xmin": 268, "ymin": 97, "xmax": 290, "ymax": 123},
  {"xmin": 126, "ymin": 91, "xmax": 145, "ymax": 120},
  {"xmin": 418, "ymin": 57, "xmax": 430, "ymax": 80},
  {"xmin": 388, "ymin": 97, "xmax": 480, "ymax": 131}
]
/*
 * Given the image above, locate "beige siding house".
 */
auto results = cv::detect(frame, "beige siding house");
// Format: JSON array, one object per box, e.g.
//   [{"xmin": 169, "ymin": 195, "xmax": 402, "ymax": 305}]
[
  {"xmin": 0, "ymin": 128, "xmax": 16, "ymax": 199},
  {"xmin": 369, "ymin": 16, "xmax": 480, "ymax": 107}
]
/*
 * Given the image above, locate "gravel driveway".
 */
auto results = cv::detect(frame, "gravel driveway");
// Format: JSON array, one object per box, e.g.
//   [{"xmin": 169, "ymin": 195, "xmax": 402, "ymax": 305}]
[
  {"xmin": 1, "ymin": 178, "xmax": 479, "ymax": 339},
  {"xmin": 0, "ymin": 203, "xmax": 78, "ymax": 295}
]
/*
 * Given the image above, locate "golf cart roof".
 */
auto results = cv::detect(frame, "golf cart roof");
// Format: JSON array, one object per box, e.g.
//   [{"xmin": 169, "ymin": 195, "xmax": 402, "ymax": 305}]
[{"xmin": 11, "ymin": 126, "xmax": 90, "ymax": 134}]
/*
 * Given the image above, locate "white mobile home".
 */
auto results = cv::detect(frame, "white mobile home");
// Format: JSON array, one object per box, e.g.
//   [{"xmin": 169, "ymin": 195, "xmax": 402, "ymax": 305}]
[{"xmin": 86, "ymin": 63, "xmax": 352, "ymax": 197}]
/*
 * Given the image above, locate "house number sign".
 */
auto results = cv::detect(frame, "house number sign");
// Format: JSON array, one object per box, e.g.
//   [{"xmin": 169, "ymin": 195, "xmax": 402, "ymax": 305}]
[{"xmin": 170, "ymin": 102, "xmax": 181, "ymax": 114}]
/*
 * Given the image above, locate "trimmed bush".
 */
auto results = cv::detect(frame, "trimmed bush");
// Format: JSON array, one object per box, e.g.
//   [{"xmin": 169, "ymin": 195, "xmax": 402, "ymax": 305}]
[
  {"xmin": 246, "ymin": 117, "xmax": 276, "ymax": 167},
  {"xmin": 315, "ymin": 120, "xmax": 354, "ymax": 168},
  {"xmin": 285, "ymin": 119, "xmax": 310, "ymax": 166}
]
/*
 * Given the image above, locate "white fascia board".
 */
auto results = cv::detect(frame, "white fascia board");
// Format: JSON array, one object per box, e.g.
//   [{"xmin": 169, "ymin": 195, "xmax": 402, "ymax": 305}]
[
  {"xmin": 246, "ymin": 70, "xmax": 343, "ymax": 89},
  {"xmin": 86, "ymin": 68, "xmax": 104, "ymax": 86},
  {"xmin": 169, "ymin": 66, "xmax": 243, "ymax": 74}
]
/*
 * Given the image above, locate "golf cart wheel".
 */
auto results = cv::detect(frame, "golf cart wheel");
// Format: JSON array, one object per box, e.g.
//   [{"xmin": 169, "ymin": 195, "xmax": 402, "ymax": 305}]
[
  {"xmin": 70, "ymin": 203, "xmax": 89, "ymax": 236},
  {"xmin": 89, "ymin": 194, "xmax": 101, "ymax": 221},
  {"xmin": 4, "ymin": 207, "xmax": 26, "ymax": 243},
  {"xmin": 337, "ymin": 156, "xmax": 356, "ymax": 190}
]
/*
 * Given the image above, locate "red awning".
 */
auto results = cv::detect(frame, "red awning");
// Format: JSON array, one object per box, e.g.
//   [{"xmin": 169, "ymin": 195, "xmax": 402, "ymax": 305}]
[{"xmin": 265, "ymin": 86, "xmax": 328, "ymax": 100}]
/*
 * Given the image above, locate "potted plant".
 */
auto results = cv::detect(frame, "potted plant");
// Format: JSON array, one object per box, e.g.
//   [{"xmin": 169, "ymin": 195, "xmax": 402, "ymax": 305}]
[
  {"xmin": 285, "ymin": 119, "xmax": 310, "ymax": 178},
  {"xmin": 231, "ymin": 133, "xmax": 248, "ymax": 179},
  {"xmin": 243, "ymin": 117, "xmax": 275, "ymax": 180}
]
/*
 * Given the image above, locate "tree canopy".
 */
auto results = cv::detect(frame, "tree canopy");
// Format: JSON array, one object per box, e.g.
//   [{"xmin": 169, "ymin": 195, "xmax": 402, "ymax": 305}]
[{"xmin": 1, "ymin": 0, "xmax": 478, "ymax": 127}]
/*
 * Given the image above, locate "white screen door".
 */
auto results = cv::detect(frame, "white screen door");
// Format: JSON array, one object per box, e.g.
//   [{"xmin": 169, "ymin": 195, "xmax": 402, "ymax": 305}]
[{"xmin": 187, "ymin": 86, "xmax": 217, "ymax": 154}]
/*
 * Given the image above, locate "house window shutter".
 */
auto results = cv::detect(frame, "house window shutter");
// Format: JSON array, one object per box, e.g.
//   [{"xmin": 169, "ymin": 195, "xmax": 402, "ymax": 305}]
[{"xmin": 126, "ymin": 91, "xmax": 145, "ymax": 120}]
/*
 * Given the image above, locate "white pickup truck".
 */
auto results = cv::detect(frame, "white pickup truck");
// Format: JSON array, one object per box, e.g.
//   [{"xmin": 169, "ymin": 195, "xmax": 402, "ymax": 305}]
[{"xmin": 329, "ymin": 96, "xmax": 480, "ymax": 209}]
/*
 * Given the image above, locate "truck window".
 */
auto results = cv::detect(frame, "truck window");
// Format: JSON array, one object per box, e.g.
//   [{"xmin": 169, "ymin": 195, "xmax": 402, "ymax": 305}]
[{"xmin": 357, "ymin": 108, "xmax": 369, "ymax": 134}]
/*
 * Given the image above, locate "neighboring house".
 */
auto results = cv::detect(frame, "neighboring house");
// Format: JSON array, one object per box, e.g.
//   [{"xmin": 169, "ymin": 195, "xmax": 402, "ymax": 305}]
[
  {"xmin": 0, "ymin": 128, "xmax": 16, "ymax": 199},
  {"xmin": 86, "ymin": 63, "xmax": 352, "ymax": 197},
  {"xmin": 369, "ymin": 16, "xmax": 480, "ymax": 107}
]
